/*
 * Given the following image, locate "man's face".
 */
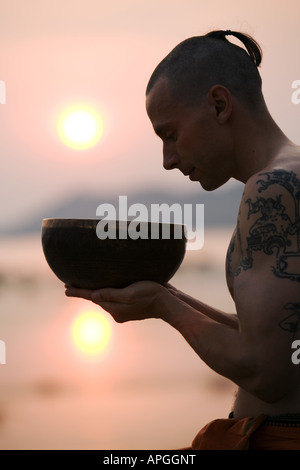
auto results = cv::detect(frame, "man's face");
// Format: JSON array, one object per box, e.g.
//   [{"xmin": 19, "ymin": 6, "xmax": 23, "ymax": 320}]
[{"xmin": 146, "ymin": 77, "xmax": 234, "ymax": 191}]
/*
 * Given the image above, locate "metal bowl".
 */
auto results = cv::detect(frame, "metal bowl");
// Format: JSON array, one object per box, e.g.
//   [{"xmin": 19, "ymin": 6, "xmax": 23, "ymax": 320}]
[{"xmin": 41, "ymin": 218, "xmax": 186, "ymax": 289}]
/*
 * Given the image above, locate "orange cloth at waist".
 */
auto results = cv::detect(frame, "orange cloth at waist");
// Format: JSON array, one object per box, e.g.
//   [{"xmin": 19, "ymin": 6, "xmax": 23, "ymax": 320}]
[{"xmin": 190, "ymin": 414, "xmax": 300, "ymax": 450}]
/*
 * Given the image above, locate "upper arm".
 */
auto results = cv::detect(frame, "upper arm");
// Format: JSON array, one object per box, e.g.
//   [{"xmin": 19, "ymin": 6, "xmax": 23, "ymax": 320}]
[{"xmin": 233, "ymin": 169, "xmax": 300, "ymax": 398}]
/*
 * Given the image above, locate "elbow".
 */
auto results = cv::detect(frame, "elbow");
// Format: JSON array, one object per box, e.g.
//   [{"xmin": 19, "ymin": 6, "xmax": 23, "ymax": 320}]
[
  {"xmin": 236, "ymin": 348, "xmax": 298, "ymax": 403},
  {"xmin": 250, "ymin": 371, "xmax": 296, "ymax": 404},
  {"xmin": 255, "ymin": 389, "xmax": 288, "ymax": 404}
]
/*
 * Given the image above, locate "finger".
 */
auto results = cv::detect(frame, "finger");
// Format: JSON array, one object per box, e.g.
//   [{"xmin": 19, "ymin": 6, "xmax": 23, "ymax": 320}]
[
  {"xmin": 65, "ymin": 286, "xmax": 126, "ymax": 301},
  {"xmin": 166, "ymin": 285, "xmax": 178, "ymax": 294},
  {"xmin": 165, "ymin": 282, "xmax": 177, "ymax": 291},
  {"xmin": 65, "ymin": 286, "xmax": 94, "ymax": 300}
]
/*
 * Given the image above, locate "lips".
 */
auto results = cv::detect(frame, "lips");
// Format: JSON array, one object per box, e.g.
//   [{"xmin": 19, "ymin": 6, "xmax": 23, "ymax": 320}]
[
  {"xmin": 188, "ymin": 168, "xmax": 198, "ymax": 181},
  {"xmin": 183, "ymin": 168, "xmax": 195, "ymax": 177}
]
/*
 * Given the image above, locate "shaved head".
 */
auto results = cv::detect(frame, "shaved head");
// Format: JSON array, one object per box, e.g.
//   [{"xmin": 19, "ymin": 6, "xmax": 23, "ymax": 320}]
[{"xmin": 146, "ymin": 30, "xmax": 264, "ymax": 111}]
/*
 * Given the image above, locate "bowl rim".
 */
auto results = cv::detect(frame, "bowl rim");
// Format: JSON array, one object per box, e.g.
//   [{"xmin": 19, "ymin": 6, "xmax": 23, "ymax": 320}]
[{"xmin": 41, "ymin": 218, "xmax": 186, "ymax": 231}]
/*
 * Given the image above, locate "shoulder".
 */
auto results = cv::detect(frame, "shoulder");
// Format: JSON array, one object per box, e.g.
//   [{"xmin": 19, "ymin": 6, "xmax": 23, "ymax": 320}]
[
  {"xmin": 236, "ymin": 168, "xmax": 300, "ymax": 279},
  {"xmin": 244, "ymin": 168, "xmax": 300, "ymax": 198},
  {"xmin": 239, "ymin": 167, "xmax": 300, "ymax": 232},
  {"xmin": 242, "ymin": 145, "xmax": 300, "ymax": 200},
  {"xmin": 239, "ymin": 168, "xmax": 300, "ymax": 223}
]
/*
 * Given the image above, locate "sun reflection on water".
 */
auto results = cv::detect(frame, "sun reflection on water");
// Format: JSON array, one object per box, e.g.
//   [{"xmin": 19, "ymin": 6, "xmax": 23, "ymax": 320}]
[{"xmin": 71, "ymin": 309, "xmax": 112, "ymax": 357}]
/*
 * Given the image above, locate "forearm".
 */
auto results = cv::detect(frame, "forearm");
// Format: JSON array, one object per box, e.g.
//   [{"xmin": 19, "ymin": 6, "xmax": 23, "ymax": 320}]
[
  {"xmin": 159, "ymin": 293, "xmax": 260, "ymax": 395},
  {"xmin": 160, "ymin": 292, "xmax": 298, "ymax": 402},
  {"xmin": 167, "ymin": 287, "xmax": 238, "ymax": 329}
]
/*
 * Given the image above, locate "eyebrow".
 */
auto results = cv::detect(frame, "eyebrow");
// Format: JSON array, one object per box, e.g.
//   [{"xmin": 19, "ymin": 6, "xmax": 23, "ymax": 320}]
[
  {"xmin": 154, "ymin": 126, "xmax": 164, "ymax": 138},
  {"xmin": 153, "ymin": 121, "xmax": 174, "ymax": 138}
]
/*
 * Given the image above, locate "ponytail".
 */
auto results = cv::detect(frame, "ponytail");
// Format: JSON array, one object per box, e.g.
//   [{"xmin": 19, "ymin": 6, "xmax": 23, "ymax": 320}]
[{"xmin": 205, "ymin": 30, "xmax": 262, "ymax": 67}]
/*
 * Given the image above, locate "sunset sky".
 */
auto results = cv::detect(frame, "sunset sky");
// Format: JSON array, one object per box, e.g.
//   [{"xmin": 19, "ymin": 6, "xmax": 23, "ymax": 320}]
[
  {"xmin": 1, "ymin": 0, "xmax": 300, "ymax": 450},
  {"xmin": 0, "ymin": 0, "xmax": 299, "ymax": 228}
]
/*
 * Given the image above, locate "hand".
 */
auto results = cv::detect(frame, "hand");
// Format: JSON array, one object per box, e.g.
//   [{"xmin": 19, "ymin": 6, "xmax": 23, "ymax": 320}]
[{"xmin": 65, "ymin": 281, "xmax": 169, "ymax": 323}]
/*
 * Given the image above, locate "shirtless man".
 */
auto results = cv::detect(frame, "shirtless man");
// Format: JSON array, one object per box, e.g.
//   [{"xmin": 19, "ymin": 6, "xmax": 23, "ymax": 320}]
[{"xmin": 65, "ymin": 30, "xmax": 300, "ymax": 449}]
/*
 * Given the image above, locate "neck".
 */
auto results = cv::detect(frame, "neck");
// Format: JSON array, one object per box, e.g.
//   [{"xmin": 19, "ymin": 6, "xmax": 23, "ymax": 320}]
[{"xmin": 231, "ymin": 104, "xmax": 293, "ymax": 184}]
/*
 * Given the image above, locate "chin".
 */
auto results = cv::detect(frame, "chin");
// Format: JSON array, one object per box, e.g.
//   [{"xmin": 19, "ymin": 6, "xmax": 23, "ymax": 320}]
[
  {"xmin": 199, "ymin": 180, "xmax": 221, "ymax": 192},
  {"xmin": 200, "ymin": 176, "xmax": 230, "ymax": 192}
]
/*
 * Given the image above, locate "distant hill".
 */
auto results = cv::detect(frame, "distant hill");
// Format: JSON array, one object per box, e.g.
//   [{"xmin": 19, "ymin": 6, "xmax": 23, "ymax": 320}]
[{"xmin": 0, "ymin": 183, "xmax": 244, "ymax": 236}]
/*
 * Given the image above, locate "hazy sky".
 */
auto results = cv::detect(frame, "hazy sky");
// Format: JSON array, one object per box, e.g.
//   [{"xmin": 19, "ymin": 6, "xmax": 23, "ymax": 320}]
[{"xmin": 1, "ymin": 0, "xmax": 299, "ymax": 227}]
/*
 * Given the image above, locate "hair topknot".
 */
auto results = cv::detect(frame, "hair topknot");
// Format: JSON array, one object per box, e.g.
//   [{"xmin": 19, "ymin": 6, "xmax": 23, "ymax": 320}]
[{"xmin": 205, "ymin": 30, "xmax": 262, "ymax": 67}]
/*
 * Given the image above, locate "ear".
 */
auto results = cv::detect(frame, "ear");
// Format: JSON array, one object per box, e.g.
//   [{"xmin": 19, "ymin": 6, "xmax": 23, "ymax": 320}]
[{"xmin": 207, "ymin": 85, "xmax": 232, "ymax": 123}]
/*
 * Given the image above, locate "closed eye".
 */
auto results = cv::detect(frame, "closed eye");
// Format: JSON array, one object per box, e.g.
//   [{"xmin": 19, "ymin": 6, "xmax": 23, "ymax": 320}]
[{"xmin": 154, "ymin": 126, "xmax": 177, "ymax": 143}]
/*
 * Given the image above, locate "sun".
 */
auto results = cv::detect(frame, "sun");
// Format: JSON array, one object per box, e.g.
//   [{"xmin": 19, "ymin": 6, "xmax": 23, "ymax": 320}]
[
  {"xmin": 71, "ymin": 309, "xmax": 112, "ymax": 356},
  {"xmin": 58, "ymin": 105, "xmax": 103, "ymax": 150}
]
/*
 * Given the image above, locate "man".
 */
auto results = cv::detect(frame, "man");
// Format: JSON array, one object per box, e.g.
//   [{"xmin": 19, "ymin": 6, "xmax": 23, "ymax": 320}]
[{"xmin": 65, "ymin": 30, "xmax": 300, "ymax": 449}]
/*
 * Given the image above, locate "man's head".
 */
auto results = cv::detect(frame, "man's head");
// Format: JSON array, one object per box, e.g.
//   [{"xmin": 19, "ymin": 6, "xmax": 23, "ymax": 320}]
[
  {"xmin": 145, "ymin": 30, "xmax": 266, "ymax": 190},
  {"xmin": 146, "ymin": 30, "xmax": 263, "ymax": 111}
]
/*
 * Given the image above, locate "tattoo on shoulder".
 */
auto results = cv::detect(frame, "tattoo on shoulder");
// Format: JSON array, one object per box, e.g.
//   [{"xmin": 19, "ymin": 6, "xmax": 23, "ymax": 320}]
[{"xmin": 236, "ymin": 169, "xmax": 300, "ymax": 281}]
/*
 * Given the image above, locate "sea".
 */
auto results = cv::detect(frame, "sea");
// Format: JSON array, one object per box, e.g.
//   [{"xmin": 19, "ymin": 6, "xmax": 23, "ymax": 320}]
[{"xmin": 0, "ymin": 228, "xmax": 237, "ymax": 450}]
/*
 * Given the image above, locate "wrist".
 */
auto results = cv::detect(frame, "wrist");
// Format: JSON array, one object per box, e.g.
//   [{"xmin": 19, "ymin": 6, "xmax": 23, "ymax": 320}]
[{"xmin": 158, "ymin": 287, "xmax": 195, "ymax": 328}]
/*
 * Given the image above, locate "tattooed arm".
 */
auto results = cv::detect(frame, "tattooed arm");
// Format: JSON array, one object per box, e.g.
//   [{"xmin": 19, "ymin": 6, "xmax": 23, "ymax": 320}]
[{"xmin": 231, "ymin": 169, "xmax": 300, "ymax": 402}]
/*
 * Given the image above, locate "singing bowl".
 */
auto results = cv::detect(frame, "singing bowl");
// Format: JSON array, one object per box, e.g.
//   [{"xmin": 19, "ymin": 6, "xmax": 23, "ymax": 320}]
[{"xmin": 41, "ymin": 218, "xmax": 186, "ymax": 289}]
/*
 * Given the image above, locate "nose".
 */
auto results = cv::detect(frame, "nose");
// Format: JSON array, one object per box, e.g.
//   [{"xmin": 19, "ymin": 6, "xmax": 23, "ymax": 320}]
[{"xmin": 163, "ymin": 142, "xmax": 180, "ymax": 170}]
